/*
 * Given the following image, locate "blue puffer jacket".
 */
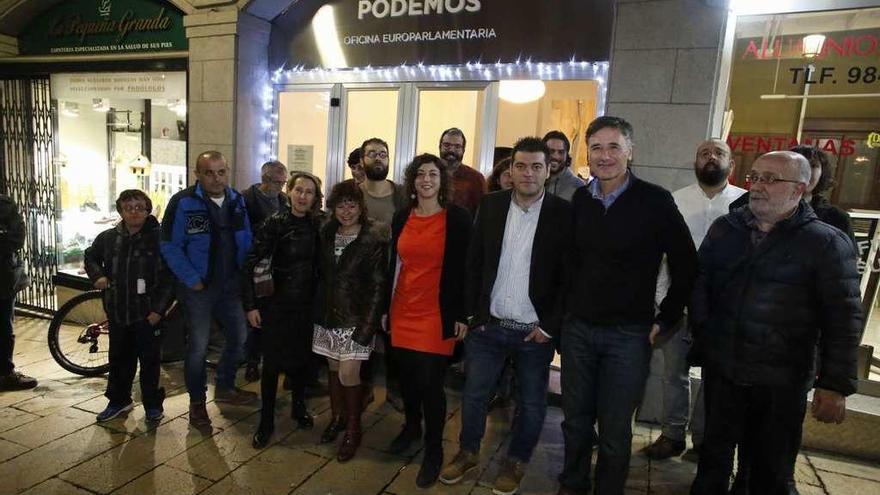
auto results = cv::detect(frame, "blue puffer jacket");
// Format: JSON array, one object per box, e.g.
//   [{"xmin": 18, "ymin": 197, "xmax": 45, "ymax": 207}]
[{"xmin": 160, "ymin": 183, "xmax": 252, "ymax": 288}]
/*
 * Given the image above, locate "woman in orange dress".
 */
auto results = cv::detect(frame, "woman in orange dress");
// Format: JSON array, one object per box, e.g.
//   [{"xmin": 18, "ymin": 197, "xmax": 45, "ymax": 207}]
[{"xmin": 385, "ymin": 153, "xmax": 471, "ymax": 488}]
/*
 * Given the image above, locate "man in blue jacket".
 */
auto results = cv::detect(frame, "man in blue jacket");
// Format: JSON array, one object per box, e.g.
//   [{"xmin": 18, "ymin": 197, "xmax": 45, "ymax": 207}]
[{"xmin": 161, "ymin": 151, "xmax": 255, "ymax": 428}]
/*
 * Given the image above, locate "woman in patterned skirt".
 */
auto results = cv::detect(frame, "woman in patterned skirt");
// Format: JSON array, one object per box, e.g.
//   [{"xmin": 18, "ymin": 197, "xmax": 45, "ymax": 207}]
[{"xmin": 313, "ymin": 180, "xmax": 388, "ymax": 462}]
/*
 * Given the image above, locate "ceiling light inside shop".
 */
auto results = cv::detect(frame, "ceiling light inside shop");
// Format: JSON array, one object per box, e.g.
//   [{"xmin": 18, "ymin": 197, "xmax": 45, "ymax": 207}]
[
  {"xmin": 313, "ymin": 5, "xmax": 348, "ymax": 68},
  {"xmin": 61, "ymin": 101, "xmax": 79, "ymax": 118},
  {"xmin": 802, "ymin": 34, "xmax": 826, "ymax": 58},
  {"xmin": 499, "ymin": 80, "xmax": 546, "ymax": 104}
]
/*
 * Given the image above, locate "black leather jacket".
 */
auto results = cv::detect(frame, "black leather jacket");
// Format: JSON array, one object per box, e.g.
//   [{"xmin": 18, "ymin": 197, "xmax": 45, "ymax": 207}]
[
  {"xmin": 242, "ymin": 209, "xmax": 322, "ymax": 311},
  {"xmin": 314, "ymin": 219, "xmax": 389, "ymax": 346},
  {"xmin": 692, "ymin": 202, "xmax": 863, "ymax": 395}
]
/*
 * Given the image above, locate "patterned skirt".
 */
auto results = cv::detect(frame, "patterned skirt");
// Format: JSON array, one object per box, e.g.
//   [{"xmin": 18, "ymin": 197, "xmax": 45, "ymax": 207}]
[{"xmin": 312, "ymin": 324, "xmax": 374, "ymax": 361}]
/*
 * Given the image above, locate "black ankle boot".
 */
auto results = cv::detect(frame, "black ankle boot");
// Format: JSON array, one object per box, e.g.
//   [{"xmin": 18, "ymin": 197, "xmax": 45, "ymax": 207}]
[
  {"xmin": 389, "ymin": 424, "xmax": 422, "ymax": 454},
  {"xmin": 291, "ymin": 398, "xmax": 314, "ymax": 429},
  {"xmin": 252, "ymin": 422, "xmax": 274, "ymax": 449}
]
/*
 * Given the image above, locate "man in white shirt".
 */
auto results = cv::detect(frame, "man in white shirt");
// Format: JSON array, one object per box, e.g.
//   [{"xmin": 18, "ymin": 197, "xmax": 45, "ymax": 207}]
[
  {"xmin": 644, "ymin": 138, "xmax": 746, "ymax": 461},
  {"xmin": 440, "ymin": 137, "xmax": 572, "ymax": 495}
]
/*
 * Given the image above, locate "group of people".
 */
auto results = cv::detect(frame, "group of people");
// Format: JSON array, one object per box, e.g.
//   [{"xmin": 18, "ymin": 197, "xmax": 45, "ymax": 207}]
[{"xmin": 0, "ymin": 115, "xmax": 863, "ymax": 495}]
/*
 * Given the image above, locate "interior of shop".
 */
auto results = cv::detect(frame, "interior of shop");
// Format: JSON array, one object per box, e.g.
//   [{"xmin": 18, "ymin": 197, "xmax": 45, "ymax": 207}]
[
  {"xmin": 726, "ymin": 7, "xmax": 880, "ymax": 377},
  {"xmin": 54, "ymin": 74, "xmax": 188, "ymax": 277}
]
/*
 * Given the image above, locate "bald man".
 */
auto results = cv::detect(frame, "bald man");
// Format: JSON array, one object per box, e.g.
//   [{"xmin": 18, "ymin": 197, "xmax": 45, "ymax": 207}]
[
  {"xmin": 161, "ymin": 151, "xmax": 257, "ymax": 428},
  {"xmin": 689, "ymin": 151, "xmax": 862, "ymax": 494},
  {"xmin": 645, "ymin": 139, "xmax": 746, "ymax": 462}
]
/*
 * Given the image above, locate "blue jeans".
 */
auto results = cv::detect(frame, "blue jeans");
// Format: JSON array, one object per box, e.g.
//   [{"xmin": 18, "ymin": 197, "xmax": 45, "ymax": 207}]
[
  {"xmin": 659, "ymin": 320, "xmax": 705, "ymax": 444},
  {"xmin": 559, "ymin": 316, "xmax": 652, "ymax": 495},
  {"xmin": 459, "ymin": 322, "xmax": 555, "ymax": 462},
  {"xmin": 178, "ymin": 283, "xmax": 247, "ymax": 401}
]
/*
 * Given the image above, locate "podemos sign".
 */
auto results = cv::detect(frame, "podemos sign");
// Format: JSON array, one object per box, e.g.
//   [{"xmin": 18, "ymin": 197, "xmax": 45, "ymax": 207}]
[
  {"xmin": 270, "ymin": 0, "xmax": 613, "ymax": 68},
  {"xmin": 19, "ymin": 0, "xmax": 186, "ymax": 56}
]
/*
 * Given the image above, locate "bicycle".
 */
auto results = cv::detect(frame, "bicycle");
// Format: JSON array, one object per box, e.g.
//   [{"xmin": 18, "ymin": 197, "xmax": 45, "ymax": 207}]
[{"xmin": 47, "ymin": 290, "xmax": 111, "ymax": 376}]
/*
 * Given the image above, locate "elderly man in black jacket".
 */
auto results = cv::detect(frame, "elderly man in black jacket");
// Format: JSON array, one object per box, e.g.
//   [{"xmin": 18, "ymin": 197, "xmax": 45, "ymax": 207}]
[{"xmin": 690, "ymin": 151, "xmax": 863, "ymax": 494}]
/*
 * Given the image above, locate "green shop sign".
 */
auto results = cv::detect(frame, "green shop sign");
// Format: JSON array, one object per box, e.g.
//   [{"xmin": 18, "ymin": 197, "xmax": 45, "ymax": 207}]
[{"xmin": 20, "ymin": 0, "xmax": 186, "ymax": 55}]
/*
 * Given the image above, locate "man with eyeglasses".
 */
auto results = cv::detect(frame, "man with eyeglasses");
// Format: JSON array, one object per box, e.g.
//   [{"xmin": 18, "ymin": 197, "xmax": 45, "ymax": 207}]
[
  {"xmin": 161, "ymin": 151, "xmax": 257, "ymax": 429},
  {"xmin": 558, "ymin": 116, "xmax": 697, "ymax": 495},
  {"xmin": 356, "ymin": 137, "xmax": 406, "ymax": 411},
  {"xmin": 689, "ymin": 151, "xmax": 862, "ymax": 494},
  {"xmin": 85, "ymin": 189, "xmax": 175, "ymax": 422},
  {"xmin": 240, "ymin": 161, "xmax": 290, "ymax": 382},
  {"xmin": 644, "ymin": 139, "xmax": 746, "ymax": 463},
  {"xmin": 439, "ymin": 127, "xmax": 486, "ymax": 216}
]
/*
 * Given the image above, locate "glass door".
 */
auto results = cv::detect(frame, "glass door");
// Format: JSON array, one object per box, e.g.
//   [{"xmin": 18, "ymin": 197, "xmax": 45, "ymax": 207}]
[
  {"xmin": 277, "ymin": 87, "xmax": 333, "ymax": 184},
  {"xmin": 341, "ymin": 85, "xmax": 402, "ymax": 180}
]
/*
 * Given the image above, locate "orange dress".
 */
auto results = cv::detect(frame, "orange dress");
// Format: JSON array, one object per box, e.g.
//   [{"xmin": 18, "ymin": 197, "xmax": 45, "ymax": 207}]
[{"xmin": 390, "ymin": 209, "xmax": 454, "ymax": 356}]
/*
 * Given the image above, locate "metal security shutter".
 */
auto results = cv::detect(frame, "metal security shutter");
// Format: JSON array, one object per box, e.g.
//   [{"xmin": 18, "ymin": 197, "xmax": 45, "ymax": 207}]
[{"xmin": 0, "ymin": 76, "xmax": 57, "ymax": 313}]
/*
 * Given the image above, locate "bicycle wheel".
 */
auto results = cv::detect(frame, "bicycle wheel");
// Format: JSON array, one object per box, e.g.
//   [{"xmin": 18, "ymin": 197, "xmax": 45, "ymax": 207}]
[{"xmin": 47, "ymin": 290, "xmax": 111, "ymax": 376}]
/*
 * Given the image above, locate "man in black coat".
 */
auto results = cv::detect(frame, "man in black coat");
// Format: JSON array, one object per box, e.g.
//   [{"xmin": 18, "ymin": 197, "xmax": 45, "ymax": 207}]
[
  {"xmin": 0, "ymin": 194, "xmax": 36, "ymax": 391},
  {"xmin": 690, "ymin": 151, "xmax": 863, "ymax": 494},
  {"xmin": 440, "ymin": 137, "xmax": 572, "ymax": 495},
  {"xmin": 558, "ymin": 116, "xmax": 698, "ymax": 495}
]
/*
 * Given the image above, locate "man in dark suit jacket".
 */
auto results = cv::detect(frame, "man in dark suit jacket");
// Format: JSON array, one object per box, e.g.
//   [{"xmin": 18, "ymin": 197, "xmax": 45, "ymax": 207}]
[{"xmin": 440, "ymin": 137, "xmax": 573, "ymax": 495}]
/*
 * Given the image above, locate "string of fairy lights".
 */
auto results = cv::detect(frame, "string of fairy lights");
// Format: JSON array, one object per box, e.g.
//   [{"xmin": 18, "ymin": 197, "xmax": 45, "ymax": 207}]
[{"xmin": 259, "ymin": 59, "xmax": 610, "ymax": 161}]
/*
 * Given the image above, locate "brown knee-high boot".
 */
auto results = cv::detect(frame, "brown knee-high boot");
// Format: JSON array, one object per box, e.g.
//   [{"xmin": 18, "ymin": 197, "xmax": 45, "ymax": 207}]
[
  {"xmin": 320, "ymin": 371, "xmax": 346, "ymax": 444},
  {"xmin": 337, "ymin": 384, "xmax": 364, "ymax": 462}
]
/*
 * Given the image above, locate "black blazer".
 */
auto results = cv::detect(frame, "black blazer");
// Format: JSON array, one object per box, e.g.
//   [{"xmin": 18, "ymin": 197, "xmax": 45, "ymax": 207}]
[
  {"xmin": 466, "ymin": 190, "xmax": 572, "ymax": 339},
  {"xmin": 386, "ymin": 204, "xmax": 472, "ymax": 341}
]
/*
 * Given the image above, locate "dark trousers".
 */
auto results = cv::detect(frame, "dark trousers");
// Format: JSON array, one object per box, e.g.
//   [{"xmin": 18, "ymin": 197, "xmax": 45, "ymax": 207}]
[
  {"xmin": 246, "ymin": 326, "xmax": 262, "ymax": 364},
  {"xmin": 460, "ymin": 322, "xmax": 555, "ymax": 462},
  {"xmin": 394, "ymin": 346, "xmax": 449, "ymax": 451},
  {"xmin": 106, "ymin": 320, "xmax": 163, "ymax": 409},
  {"xmin": 259, "ymin": 306, "xmax": 312, "ymax": 427},
  {"xmin": 691, "ymin": 370, "xmax": 807, "ymax": 495},
  {"xmin": 0, "ymin": 297, "xmax": 14, "ymax": 375},
  {"xmin": 559, "ymin": 317, "xmax": 652, "ymax": 495}
]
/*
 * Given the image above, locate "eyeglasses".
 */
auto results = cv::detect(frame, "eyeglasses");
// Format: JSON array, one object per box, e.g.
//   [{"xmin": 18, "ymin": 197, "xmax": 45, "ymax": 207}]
[
  {"xmin": 744, "ymin": 172, "xmax": 802, "ymax": 185},
  {"xmin": 365, "ymin": 150, "xmax": 388, "ymax": 159},
  {"xmin": 122, "ymin": 205, "xmax": 149, "ymax": 213}
]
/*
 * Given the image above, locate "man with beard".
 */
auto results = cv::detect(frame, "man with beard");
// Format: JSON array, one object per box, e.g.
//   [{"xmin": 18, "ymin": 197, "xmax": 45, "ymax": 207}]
[
  {"xmin": 689, "ymin": 151, "xmax": 861, "ymax": 494},
  {"xmin": 358, "ymin": 137, "xmax": 404, "ymax": 230},
  {"xmin": 357, "ymin": 137, "xmax": 405, "ymax": 412},
  {"xmin": 643, "ymin": 139, "xmax": 745, "ymax": 462},
  {"xmin": 439, "ymin": 128, "xmax": 486, "ymax": 216},
  {"xmin": 543, "ymin": 130, "xmax": 585, "ymax": 201}
]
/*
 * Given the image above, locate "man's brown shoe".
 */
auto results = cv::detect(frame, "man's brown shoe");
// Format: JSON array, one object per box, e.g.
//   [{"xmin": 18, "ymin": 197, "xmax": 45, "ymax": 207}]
[
  {"xmin": 492, "ymin": 458, "xmax": 526, "ymax": 495},
  {"xmin": 642, "ymin": 435, "xmax": 686, "ymax": 460},
  {"xmin": 439, "ymin": 449, "xmax": 478, "ymax": 485},
  {"xmin": 215, "ymin": 386, "xmax": 258, "ymax": 405},
  {"xmin": 189, "ymin": 401, "xmax": 211, "ymax": 428}
]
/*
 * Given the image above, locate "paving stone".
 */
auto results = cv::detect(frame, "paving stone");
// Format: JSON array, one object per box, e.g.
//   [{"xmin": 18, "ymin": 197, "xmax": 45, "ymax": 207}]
[
  {"xmin": 0, "ymin": 437, "xmax": 27, "ymax": 463},
  {"xmin": 112, "ymin": 465, "xmax": 212, "ymax": 495},
  {"xmin": 294, "ymin": 445, "xmax": 406, "ymax": 494},
  {"xmin": 200, "ymin": 445, "xmax": 327, "ymax": 495},
  {"xmin": 809, "ymin": 451, "xmax": 880, "ymax": 482},
  {"xmin": 164, "ymin": 413, "xmax": 262, "ymax": 481},
  {"xmin": 13, "ymin": 378, "xmax": 106, "ymax": 415},
  {"xmin": 18, "ymin": 478, "xmax": 95, "ymax": 495},
  {"xmin": 818, "ymin": 470, "xmax": 880, "ymax": 494},
  {"xmin": 1, "ymin": 406, "xmax": 98, "ymax": 448},
  {"xmin": 58, "ymin": 418, "xmax": 206, "ymax": 494},
  {"xmin": 795, "ymin": 453, "xmax": 822, "ymax": 487},
  {"xmin": 0, "ymin": 424, "xmax": 130, "ymax": 493},
  {"xmin": 0, "ymin": 407, "xmax": 40, "ymax": 433}
]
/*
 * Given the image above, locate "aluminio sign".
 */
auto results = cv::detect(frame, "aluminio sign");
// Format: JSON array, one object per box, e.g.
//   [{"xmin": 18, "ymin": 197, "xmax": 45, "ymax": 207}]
[
  {"xmin": 19, "ymin": 0, "xmax": 186, "ymax": 55},
  {"xmin": 269, "ymin": 0, "xmax": 613, "ymax": 68}
]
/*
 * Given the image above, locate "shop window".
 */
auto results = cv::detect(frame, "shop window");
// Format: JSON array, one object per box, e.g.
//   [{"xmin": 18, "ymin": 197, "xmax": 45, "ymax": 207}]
[
  {"xmin": 416, "ymin": 89, "xmax": 482, "ymax": 167},
  {"xmin": 495, "ymin": 80, "xmax": 598, "ymax": 178},
  {"xmin": 344, "ymin": 89, "xmax": 399, "ymax": 179},
  {"xmin": 53, "ymin": 72, "xmax": 187, "ymax": 277}
]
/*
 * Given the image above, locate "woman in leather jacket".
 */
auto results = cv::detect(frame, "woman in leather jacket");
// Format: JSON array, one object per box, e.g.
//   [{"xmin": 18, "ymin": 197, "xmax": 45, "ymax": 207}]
[
  {"xmin": 312, "ymin": 180, "xmax": 388, "ymax": 462},
  {"xmin": 243, "ymin": 172, "xmax": 323, "ymax": 449}
]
